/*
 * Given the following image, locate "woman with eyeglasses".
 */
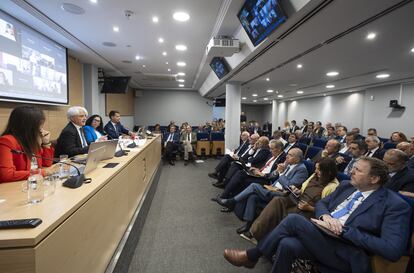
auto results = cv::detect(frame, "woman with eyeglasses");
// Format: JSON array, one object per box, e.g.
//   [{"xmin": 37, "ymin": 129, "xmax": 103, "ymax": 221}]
[
  {"xmin": 0, "ymin": 105, "xmax": 57, "ymax": 183},
  {"xmin": 84, "ymin": 114, "xmax": 107, "ymax": 144}
]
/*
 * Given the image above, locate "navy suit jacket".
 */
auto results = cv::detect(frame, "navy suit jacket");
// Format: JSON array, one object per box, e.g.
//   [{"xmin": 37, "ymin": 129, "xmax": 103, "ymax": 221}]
[
  {"xmin": 234, "ymin": 141, "xmax": 249, "ymax": 156},
  {"xmin": 315, "ymin": 181, "xmax": 411, "ymax": 272},
  {"xmin": 384, "ymin": 166, "xmax": 414, "ymax": 192},
  {"xmin": 163, "ymin": 132, "xmax": 180, "ymax": 144},
  {"xmin": 104, "ymin": 121, "xmax": 130, "ymax": 139},
  {"xmin": 55, "ymin": 122, "xmax": 89, "ymax": 157},
  {"xmin": 247, "ymin": 148, "xmax": 271, "ymax": 168}
]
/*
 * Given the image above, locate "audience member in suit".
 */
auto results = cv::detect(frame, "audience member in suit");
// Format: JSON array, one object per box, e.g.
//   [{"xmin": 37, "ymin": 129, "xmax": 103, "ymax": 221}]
[
  {"xmin": 289, "ymin": 120, "xmax": 300, "ymax": 133},
  {"xmin": 338, "ymin": 132, "xmax": 355, "ymax": 155},
  {"xmin": 215, "ymin": 140, "xmax": 286, "ymax": 204},
  {"xmin": 217, "ymin": 148, "xmax": 308, "ymax": 233},
  {"xmin": 250, "ymin": 122, "xmax": 262, "ymax": 136},
  {"xmin": 221, "ymin": 136, "xmax": 272, "ymax": 193},
  {"xmin": 311, "ymin": 139, "xmax": 341, "ymax": 163},
  {"xmin": 300, "ymin": 119, "xmax": 308, "ymax": 134},
  {"xmin": 336, "ymin": 140, "xmax": 368, "ymax": 175},
  {"xmin": 55, "ymin": 106, "xmax": 89, "ymax": 158},
  {"xmin": 364, "ymin": 135, "xmax": 385, "ymax": 160},
  {"xmin": 335, "ymin": 125, "xmax": 347, "ymax": 144},
  {"xmin": 397, "ymin": 141, "xmax": 414, "ymax": 169},
  {"xmin": 246, "ymin": 158, "xmax": 339, "ymax": 242},
  {"xmin": 223, "ymin": 157, "xmax": 412, "ymax": 273},
  {"xmin": 0, "ymin": 106, "xmax": 57, "ymax": 183},
  {"xmin": 351, "ymin": 127, "xmax": 365, "ymax": 141},
  {"xmin": 209, "ymin": 131, "xmax": 253, "ymax": 186},
  {"xmin": 313, "ymin": 121, "xmax": 325, "ymax": 138},
  {"xmin": 302, "ymin": 124, "xmax": 315, "ymax": 139},
  {"xmin": 271, "ymin": 130, "xmax": 287, "ymax": 146},
  {"xmin": 324, "ymin": 126, "xmax": 337, "ymax": 140},
  {"xmin": 389, "ymin": 131, "xmax": 408, "ymax": 143},
  {"xmin": 240, "ymin": 112, "xmax": 247, "ymax": 123},
  {"xmin": 153, "ymin": 124, "xmax": 162, "ymax": 134},
  {"xmin": 83, "ymin": 114, "xmax": 107, "ymax": 144},
  {"xmin": 180, "ymin": 125, "xmax": 197, "ymax": 165},
  {"xmin": 104, "ymin": 110, "xmax": 135, "ymax": 140},
  {"xmin": 367, "ymin": 127, "xmax": 378, "ymax": 137},
  {"xmin": 163, "ymin": 126, "xmax": 180, "ymax": 165},
  {"xmin": 383, "ymin": 149, "xmax": 414, "ymax": 192},
  {"xmin": 283, "ymin": 133, "xmax": 298, "ymax": 154}
]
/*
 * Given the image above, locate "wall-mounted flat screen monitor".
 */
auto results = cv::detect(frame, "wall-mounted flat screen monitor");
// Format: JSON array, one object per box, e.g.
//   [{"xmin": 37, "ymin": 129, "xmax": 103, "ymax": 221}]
[
  {"xmin": 101, "ymin": 76, "xmax": 131, "ymax": 93},
  {"xmin": 210, "ymin": 57, "xmax": 230, "ymax": 79},
  {"xmin": 238, "ymin": 0, "xmax": 287, "ymax": 46},
  {"xmin": 0, "ymin": 10, "xmax": 68, "ymax": 105}
]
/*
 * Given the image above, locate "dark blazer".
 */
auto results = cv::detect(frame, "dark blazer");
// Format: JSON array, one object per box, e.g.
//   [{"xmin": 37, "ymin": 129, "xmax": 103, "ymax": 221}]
[
  {"xmin": 289, "ymin": 125, "xmax": 300, "ymax": 133},
  {"xmin": 247, "ymin": 148, "xmax": 271, "ymax": 168},
  {"xmin": 301, "ymin": 125, "xmax": 308, "ymax": 133},
  {"xmin": 384, "ymin": 166, "xmax": 414, "ymax": 192},
  {"xmin": 283, "ymin": 142, "xmax": 299, "ymax": 153},
  {"xmin": 163, "ymin": 132, "xmax": 180, "ymax": 144},
  {"xmin": 408, "ymin": 156, "xmax": 414, "ymax": 169},
  {"xmin": 234, "ymin": 141, "xmax": 249, "ymax": 156},
  {"xmin": 55, "ymin": 122, "xmax": 89, "ymax": 158},
  {"xmin": 315, "ymin": 181, "xmax": 412, "ymax": 272},
  {"xmin": 261, "ymin": 152, "xmax": 286, "ymax": 178},
  {"xmin": 104, "ymin": 121, "xmax": 130, "ymax": 140},
  {"xmin": 311, "ymin": 151, "xmax": 341, "ymax": 164},
  {"xmin": 369, "ymin": 148, "xmax": 385, "ymax": 160}
]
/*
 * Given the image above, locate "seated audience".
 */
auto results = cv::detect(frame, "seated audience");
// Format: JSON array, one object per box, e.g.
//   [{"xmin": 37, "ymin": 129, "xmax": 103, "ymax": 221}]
[
  {"xmin": 246, "ymin": 158, "xmax": 339, "ymax": 242},
  {"xmin": 55, "ymin": 106, "xmax": 89, "ymax": 158},
  {"xmin": 339, "ymin": 132, "xmax": 355, "ymax": 155},
  {"xmin": 282, "ymin": 121, "xmax": 291, "ymax": 134},
  {"xmin": 0, "ymin": 106, "xmax": 56, "ymax": 183},
  {"xmin": 389, "ymin": 131, "xmax": 408, "ymax": 143},
  {"xmin": 303, "ymin": 123, "xmax": 315, "ymax": 139},
  {"xmin": 300, "ymin": 119, "xmax": 308, "ymax": 134},
  {"xmin": 180, "ymin": 125, "xmax": 197, "ymax": 165},
  {"xmin": 83, "ymin": 114, "xmax": 107, "ymax": 144},
  {"xmin": 223, "ymin": 157, "xmax": 412, "ymax": 273},
  {"xmin": 337, "ymin": 140, "xmax": 368, "ymax": 175},
  {"xmin": 397, "ymin": 141, "xmax": 414, "ymax": 169},
  {"xmin": 324, "ymin": 126, "xmax": 336, "ymax": 140},
  {"xmin": 283, "ymin": 133, "xmax": 298, "ymax": 153},
  {"xmin": 383, "ymin": 149, "xmax": 414, "ymax": 192},
  {"xmin": 289, "ymin": 120, "xmax": 299, "ymax": 133},
  {"xmin": 271, "ymin": 130, "xmax": 287, "ymax": 146},
  {"xmin": 367, "ymin": 127, "xmax": 377, "ymax": 136},
  {"xmin": 364, "ymin": 135, "xmax": 385, "ymax": 159},
  {"xmin": 312, "ymin": 139, "xmax": 341, "ymax": 163},
  {"xmin": 104, "ymin": 110, "xmax": 135, "ymax": 139},
  {"xmin": 153, "ymin": 124, "xmax": 162, "ymax": 134},
  {"xmin": 216, "ymin": 147, "xmax": 308, "ymax": 232},
  {"xmin": 214, "ymin": 140, "xmax": 286, "ymax": 203},
  {"xmin": 249, "ymin": 122, "xmax": 262, "ymax": 136},
  {"xmin": 209, "ymin": 131, "xmax": 251, "ymax": 187},
  {"xmin": 163, "ymin": 125, "xmax": 180, "ymax": 165},
  {"xmin": 335, "ymin": 126, "xmax": 347, "ymax": 143},
  {"xmin": 313, "ymin": 121, "xmax": 325, "ymax": 138}
]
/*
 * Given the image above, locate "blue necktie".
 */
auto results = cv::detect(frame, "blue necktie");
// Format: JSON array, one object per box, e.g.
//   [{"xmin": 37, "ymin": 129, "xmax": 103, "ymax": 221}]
[
  {"xmin": 344, "ymin": 159, "xmax": 356, "ymax": 176},
  {"xmin": 331, "ymin": 191, "xmax": 363, "ymax": 219}
]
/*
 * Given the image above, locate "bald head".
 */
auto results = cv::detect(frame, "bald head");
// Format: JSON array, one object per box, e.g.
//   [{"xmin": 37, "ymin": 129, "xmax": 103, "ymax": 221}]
[
  {"xmin": 250, "ymin": 133, "xmax": 260, "ymax": 145},
  {"xmin": 383, "ymin": 149, "xmax": 409, "ymax": 173},
  {"xmin": 397, "ymin": 142, "xmax": 414, "ymax": 157},
  {"xmin": 240, "ymin": 131, "xmax": 250, "ymax": 142}
]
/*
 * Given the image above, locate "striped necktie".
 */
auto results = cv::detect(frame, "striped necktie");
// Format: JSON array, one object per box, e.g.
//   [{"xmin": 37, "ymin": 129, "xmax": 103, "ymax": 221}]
[{"xmin": 331, "ymin": 191, "xmax": 363, "ymax": 219}]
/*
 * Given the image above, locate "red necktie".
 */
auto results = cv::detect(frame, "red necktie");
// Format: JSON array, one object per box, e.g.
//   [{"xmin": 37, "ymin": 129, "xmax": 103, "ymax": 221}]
[{"xmin": 260, "ymin": 156, "xmax": 275, "ymax": 172}]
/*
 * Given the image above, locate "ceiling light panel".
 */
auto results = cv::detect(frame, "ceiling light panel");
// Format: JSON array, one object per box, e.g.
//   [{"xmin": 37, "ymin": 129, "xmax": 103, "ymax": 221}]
[
  {"xmin": 173, "ymin": 12, "xmax": 190, "ymax": 22},
  {"xmin": 175, "ymin": 44, "xmax": 187, "ymax": 51}
]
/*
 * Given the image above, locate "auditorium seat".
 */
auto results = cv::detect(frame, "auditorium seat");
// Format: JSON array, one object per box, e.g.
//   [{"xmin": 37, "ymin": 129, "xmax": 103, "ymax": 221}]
[
  {"xmin": 196, "ymin": 132, "xmax": 210, "ymax": 157},
  {"xmin": 383, "ymin": 142, "xmax": 397, "ymax": 150},
  {"xmin": 297, "ymin": 142, "xmax": 308, "ymax": 154},
  {"xmin": 312, "ymin": 138, "xmax": 327, "ymax": 149},
  {"xmin": 211, "ymin": 132, "xmax": 225, "ymax": 156},
  {"xmin": 305, "ymin": 146, "xmax": 323, "ymax": 160}
]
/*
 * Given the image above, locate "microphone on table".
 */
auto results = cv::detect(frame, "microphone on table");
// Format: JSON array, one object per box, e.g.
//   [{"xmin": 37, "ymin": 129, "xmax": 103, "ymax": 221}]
[
  {"xmin": 11, "ymin": 149, "xmax": 86, "ymax": 189},
  {"xmin": 106, "ymin": 134, "xmax": 129, "ymax": 157}
]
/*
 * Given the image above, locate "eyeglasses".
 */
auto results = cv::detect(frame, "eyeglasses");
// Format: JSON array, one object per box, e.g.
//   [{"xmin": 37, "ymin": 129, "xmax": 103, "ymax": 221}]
[{"xmin": 92, "ymin": 119, "xmax": 101, "ymax": 123}]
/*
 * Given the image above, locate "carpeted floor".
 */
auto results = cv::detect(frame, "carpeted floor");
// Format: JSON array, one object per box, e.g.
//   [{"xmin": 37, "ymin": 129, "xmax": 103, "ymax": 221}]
[{"xmin": 127, "ymin": 158, "xmax": 272, "ymax": 273}]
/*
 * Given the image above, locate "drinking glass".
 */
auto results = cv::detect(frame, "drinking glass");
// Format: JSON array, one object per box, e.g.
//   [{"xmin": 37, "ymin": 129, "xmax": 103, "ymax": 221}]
[
  {"xmin": 27, "ymin": 169, "xmax": 44, "ymax": 204},
  {"xmin": 59, "ymin": 154, "xmax": 70, "ymax": 179},
  {"xmin": 43, "ymin": 175, "xmax": 56, "ymax": 197}
]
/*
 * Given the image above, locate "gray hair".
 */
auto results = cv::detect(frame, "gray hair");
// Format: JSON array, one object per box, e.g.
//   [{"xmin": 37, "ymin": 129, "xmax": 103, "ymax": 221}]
[
  {"xmin": 270, "ymin": 139, "xmax": 284, "ymax": 150},
  {"xmin": 67, "ymin": 106, "xmax": 88, "ymax": 120},
  {"xmin": 365, "ymin": 135, "xmax": 380, "ymax": 143}
]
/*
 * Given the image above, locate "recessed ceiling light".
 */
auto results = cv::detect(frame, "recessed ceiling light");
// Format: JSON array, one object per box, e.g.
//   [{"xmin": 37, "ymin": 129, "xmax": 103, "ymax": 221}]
[
  {"xmin": 90, "ymin": 0, "xmax": 98, "ymax": 3},
  {"xmin": 411, "ymin": 47, "xmax": 414, "ymax": 53},
  {"xmin": 179, "ymin": 84, "xmax": 184, "ymax": 87},
  {"xmin": 323, "ymin": 94, "xmax": 327, "ymax": 96},
  {"xmin": 152, "ymin": 16, "xmax": 159, "ymax": 23},
  {"xmin": 61, "ymin": 3, "xmax": 85, "ymax": 14},
  {"xmin": 297, "ymin": 90, "xmax": 304, "ymax": 94},
  {"xmin": 177, "ymin": 79, "xmax": 185, "ymax": 82},
  {"xmin": 113, "ymin": 26, "xmax": 119, "ymax": 32},
  {"xmin": 252, "ymin": 93, "xmax": 258, "ymax": 97},
  {"xmin": 242, "ymin": 97, "xmax": 247, "ymax": 100},
  {"xmin": 263, "ymin": 98, "xmax": 269, "ymax": 101},
  {"xmin": 297, "ymin": 64, "xmax": 303, "ymax": 69},
  {"xmin": 165, "ymin": 62, "xmax": 169, "ymax": 64},
  {"xmin": 326, "ymin": 71, "xmax": 339, "ymax": 77},
  {"xmin": 277, "ymin": 95, "xmax": 283, "ymax": 98},
  {"xmin": 326, "ymin": 84, "xmax": 335, "ymax": 88},
  {"xmin": 173, "ymin": 11, "xmax": 190, "ymax": 22},
  {"xmin": 266, "ymin": 89, "xmax": 274, "ymax": 93},
  {"xmin": 266, "ymin": 78, "xmax": 270, "ymax": 81},
  {"xmin": 177, "ymin": 62, "xmax": 186, "ymax": 67},
  {"xmin": 142, "ymin": 64, "xmax": 146, "ymax": 68},
  {"xmin": 175, "ymin": 44, "xmax": 187, "ymax": 51},
  {"xmin": 162, "ymin": 51, "xmax": 167, "ymax": 56},
  {"xmin": 366, "ymin": 32, "xmax": 376, "ymax": 40},
  {"xmin": 135, "ymin": 55, "xmax": 140, "ymax": 60},
  {"xmin": 253, "ymin": 100, "xmax": 257, "ymax": 102},
  {"xmin": 168, "ymin": 68, "xmax": 171, "ymax": 72},
  {"xmin": 177, "ymin": 72, "xmax": 185, "ymax": 76},
  {"xmin": 158, "ymin": 37, "xmax": 164, "ymax": 43},
  {"xmin": 376, "ymin": 73, "xmax": 390, "ymax": 79}
]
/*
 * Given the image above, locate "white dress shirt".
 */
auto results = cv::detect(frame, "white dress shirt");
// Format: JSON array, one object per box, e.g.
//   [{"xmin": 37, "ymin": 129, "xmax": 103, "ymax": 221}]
[{"xmin": 331, "ymin": 190, "xmax": 375, "ymax": 225}]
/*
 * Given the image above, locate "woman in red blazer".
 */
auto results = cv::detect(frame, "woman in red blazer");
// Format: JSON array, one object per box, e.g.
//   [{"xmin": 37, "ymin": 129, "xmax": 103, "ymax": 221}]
[{"xmin": 0, "ymin": 106, "xmax": 57, "ymax": 183}]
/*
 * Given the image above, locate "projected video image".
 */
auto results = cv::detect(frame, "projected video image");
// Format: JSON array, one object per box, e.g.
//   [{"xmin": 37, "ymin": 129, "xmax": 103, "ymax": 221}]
[
  {"xmin": 238, "ymin": 0, "xmax": 287, "ymax": 46},
  {"xmin": 210, "ymin": 57, "xmax": 230, "ymax": 79},
  {"xmin": 0, "ymin": 10, "xmax": 68, "ymax": 104}
]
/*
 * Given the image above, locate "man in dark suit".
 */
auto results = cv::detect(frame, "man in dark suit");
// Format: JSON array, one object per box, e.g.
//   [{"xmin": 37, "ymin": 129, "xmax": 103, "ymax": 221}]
[
  {"xmin": 104, "ymin": 110, "xmax": 135, "ymax": 140},
  {"xmin": 283, "ymin": 133, "xmax": 298, "ymax": 153},
  {"xmin": 383, "ymin": 149, "xmax": 414, "ymax": 192},
  {"xmin": 397, "ymin": 141, "xmax": 414, "ymax": 169},
  {"xmin": 223, "ymin": 157, "xmax": 412, "ymax": 273},
  {"xmin": 163, "ymin": 125, "xmax": 180, "ymax": 165},
  {"xmin": 311, "ymin": 139, "xmax": 341, "ymax": 163},
  {"xmin": 365, "ymin": 135, "xmax": 385, "ymax": 160},
  {"xmin": 300, "ymin": 119, "xmax": 308, "ymax": 134},
  {"xmin": 209, "ymin": 131, "xmax": 252, "ymax": 186},
  {"xmin": 335, "ymin": 126, "xmax": 347, "ymax": 144},
  {"xmin": 55, "ymin": 106, "xmax": 89, "ymax": 158},
  {"xmin": 289, "ymin": 120, "xmax": 300, "ymax": 133},
  {"xmin": 217, "ymin": 147, "xmax": 308, "ymax": 233}
]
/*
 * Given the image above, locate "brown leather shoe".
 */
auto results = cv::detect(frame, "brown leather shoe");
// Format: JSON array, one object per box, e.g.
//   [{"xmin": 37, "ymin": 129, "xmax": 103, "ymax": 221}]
[{"xmin": 223, "ymin": 249, "xmax": 257, "ymax": 268}]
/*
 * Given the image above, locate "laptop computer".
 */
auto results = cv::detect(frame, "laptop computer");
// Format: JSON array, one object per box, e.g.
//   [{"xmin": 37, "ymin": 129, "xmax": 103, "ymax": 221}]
[
  {"xmin": 70, "ymin": 144, "xmax": 110, "ymax": 176},
  {"xmin": 72, "ymin": 140, "xmax": 118, "ymax": 164}
]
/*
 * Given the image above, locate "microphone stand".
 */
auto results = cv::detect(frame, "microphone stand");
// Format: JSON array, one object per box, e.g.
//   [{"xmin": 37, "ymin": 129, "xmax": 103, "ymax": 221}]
[
  {"xmin": 106, "ymin": 134, "xmax": 129, "ymax": 157},
  {"xmin": 11, "ymin": 149, "xmax": 86, "ymax": 189}
]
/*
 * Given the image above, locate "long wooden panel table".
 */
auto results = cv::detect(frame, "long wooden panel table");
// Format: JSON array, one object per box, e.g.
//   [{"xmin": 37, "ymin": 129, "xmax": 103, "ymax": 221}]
[{"xmin": 0, "ymin": 135, "xmax": 162, "ymax": 273}]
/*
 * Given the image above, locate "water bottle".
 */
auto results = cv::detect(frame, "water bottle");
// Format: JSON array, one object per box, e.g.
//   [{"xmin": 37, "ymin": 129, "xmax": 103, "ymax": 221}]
[{"xmin": 27, "ymin": 157, "xmax": 44, "ymax": 204}]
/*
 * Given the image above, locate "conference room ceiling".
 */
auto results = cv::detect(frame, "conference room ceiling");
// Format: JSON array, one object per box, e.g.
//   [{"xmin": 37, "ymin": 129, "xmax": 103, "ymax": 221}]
[{"xmin": 207, "ymin": 0, "xmax": 414, "ymax": 104}]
